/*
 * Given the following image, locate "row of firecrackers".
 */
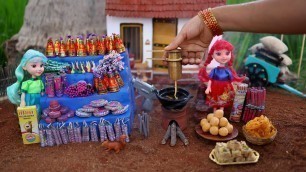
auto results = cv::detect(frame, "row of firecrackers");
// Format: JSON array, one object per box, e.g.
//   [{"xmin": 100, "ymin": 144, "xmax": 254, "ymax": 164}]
[
  {"xmin": 44, "ymin": 51, "xmax": 125, "ymax": 98},
  {"xmin": 45, "ymin": 33, "xmax": 125, "ymax": 57},
  {"xmin": 38, "ymin": 118, "xmax": 130, "ymax": 147}
]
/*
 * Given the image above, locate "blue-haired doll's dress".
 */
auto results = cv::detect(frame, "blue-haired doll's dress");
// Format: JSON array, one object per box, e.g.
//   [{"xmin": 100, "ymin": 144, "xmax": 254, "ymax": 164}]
[
  {"xmin": 206, "ymin": 66, "xmax": 235, "ymax": 108},
  {"xmin": 21, "ymin": 78, "xmax": 44, "ymax": 116}
]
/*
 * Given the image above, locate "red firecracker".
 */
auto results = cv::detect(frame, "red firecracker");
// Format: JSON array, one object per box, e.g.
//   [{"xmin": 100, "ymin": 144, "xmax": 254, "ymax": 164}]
[
  {"xmin": 107, "ymin": 72, "xmax": 119, "ymax": 92},
  {"xmin": 69, "ymin": 38, "xmax": 76, "ymax": 57},
  {"xmin": 77, "ymin": 39, "xmax": 86, "ymax": 56},
  {"xmin": 59, "ymin": 38, "xmax": 67, "ymax": 57},
  {"xmin": 97, "ymin": 36, "xmax": 106, "ymax": 55},
  {"xmin": 46, "ymin": 38, "xmax": 55, "ymax": 57},
  {"xmin": 88, "ymin": 37, "xmax": 97, "ymax": 56},
  {"xmin": 114, "ymin": 71, "xmax": 124, "ymax": 87},
  {"xmin": 98, "ymin": 78, "xmax": 108, "ymax": 94},
  {"xmin": 114, "ymin": 34, "xmax": 125, "ymax": 53},
  {"xmin": 54, "ymin": 39, "xmax": 60, "ymax": 56}
]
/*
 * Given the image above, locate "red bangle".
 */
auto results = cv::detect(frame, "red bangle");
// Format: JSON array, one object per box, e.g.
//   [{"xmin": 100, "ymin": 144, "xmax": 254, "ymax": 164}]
[{"xmin": 198, "ymin": 8, "xmax": 223, "ymax": 36}]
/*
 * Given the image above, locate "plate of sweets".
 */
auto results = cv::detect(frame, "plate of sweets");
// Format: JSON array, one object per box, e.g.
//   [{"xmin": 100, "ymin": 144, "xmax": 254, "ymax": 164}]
[
  {"xmin": 209, "ymin": 140, "xmax": 259, "ymax": 165},
  {"xmin": 195, "ymin": 110, "xmax": 238, "ymax": 141}
]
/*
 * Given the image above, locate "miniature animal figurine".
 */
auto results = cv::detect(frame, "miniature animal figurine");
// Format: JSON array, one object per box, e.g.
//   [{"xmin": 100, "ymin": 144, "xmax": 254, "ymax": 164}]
[
  {"xmin": 24, "ymin": 121, "xmax": 33, "ymax": 133},
  {"xmin": 101, "ymin": 135, "xmax": 127, "ymax": 153}
]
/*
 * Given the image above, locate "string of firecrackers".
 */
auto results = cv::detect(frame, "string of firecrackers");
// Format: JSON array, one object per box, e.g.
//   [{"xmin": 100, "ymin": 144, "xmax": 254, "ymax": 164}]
[{"xmin": 45, "ymin": 33, "xmax": 126, "ymax": 57}]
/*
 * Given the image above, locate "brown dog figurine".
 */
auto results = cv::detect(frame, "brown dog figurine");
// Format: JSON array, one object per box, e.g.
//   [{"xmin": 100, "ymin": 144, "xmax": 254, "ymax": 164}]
[
  {"xmin": 24, "ymin": 121, "xmax": 33, "ymax": 133},
  {"xmin": 102, "ymin": 135, "xmax": 127, "ymax": 153}
]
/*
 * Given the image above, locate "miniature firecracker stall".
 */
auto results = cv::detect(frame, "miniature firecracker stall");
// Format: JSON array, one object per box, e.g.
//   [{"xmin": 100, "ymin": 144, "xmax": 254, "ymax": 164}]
[{"xmin": 39, "ymin": 34, "xmax": 135, "ymax": 142}]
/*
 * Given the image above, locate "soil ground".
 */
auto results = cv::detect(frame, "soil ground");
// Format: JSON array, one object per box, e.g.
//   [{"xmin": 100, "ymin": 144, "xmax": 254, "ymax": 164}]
[{"xmin": 0, "ymin": 84, "xmax": 305, "ymax": 172}]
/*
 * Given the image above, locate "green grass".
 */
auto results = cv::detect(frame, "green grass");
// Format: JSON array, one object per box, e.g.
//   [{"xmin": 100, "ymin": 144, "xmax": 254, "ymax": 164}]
[
  {"xmin": 226, "ymin": 0, "xmax": 306, "ymax": 93},
  {"xmin": 0, "ymin": 0, "xmax": 28, "ymax": 67}
]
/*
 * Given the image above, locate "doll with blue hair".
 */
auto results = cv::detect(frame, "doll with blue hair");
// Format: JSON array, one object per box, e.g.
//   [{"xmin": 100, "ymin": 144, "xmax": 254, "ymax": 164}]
[{"xmin": 7, "ymin": 49, "xmax": 48, "ymax": 116}]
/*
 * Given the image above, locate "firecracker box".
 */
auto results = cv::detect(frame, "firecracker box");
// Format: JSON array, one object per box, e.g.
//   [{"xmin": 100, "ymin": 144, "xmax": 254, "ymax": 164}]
[
  {"xmin": 230, "ymin": 83, "xmax": 248, "ymax": 122},
  {"xmin": 17, "ymin": 106, "xmax": 40, "ymax": 144}
]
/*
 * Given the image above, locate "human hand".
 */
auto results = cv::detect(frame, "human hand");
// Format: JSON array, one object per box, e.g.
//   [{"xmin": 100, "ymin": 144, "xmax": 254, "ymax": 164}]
[
  {"xmin": 163, "ymin": 15, "xmax": 214, "ymax": 65},
  {"xmin": 205, "ymin": 87, "xmax": 211, "ymax": 94}
]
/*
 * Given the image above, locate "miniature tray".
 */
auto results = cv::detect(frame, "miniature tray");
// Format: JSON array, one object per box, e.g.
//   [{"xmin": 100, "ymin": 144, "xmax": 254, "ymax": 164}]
[
  {"xmin": 209, "ymin": 149, "xmax": 260, "ymax": 165},
  {"xmin": 195, "ymin": 125, "xmax": 238, "ymax": 141}
]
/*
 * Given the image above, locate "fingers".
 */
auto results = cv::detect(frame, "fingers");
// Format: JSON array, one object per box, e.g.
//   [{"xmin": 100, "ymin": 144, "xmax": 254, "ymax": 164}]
[
  {"xmin": 195, "ymin": 51, "xmax": 205, "ymax": 65},
  {"xmin": 182, "ymin": 51, "xmax": 188, "ymax": 58},
  {"xmin": 162, "ymin": 51, "xmax": 169, "ymax": 60},
  {"xmin": 164, "ymin": 32, "xmax": 186, "ymax": 51},
  {"xmin": 181, "ymin": 50, "xmax": 189, "ymax": 65},
  {"xmin": 196, "ymin": 51, "xmax": 204, "ymax": 60},
  {"xmin": 181, "ymin": 52, "xmax": 196, "ymax": 65},
  {"xmin": 181, "ymin": 51, "xmax": 205, "ymax": 65},
  {"xmin": 187, "ymin": 52, "xmax": 195, "ymax": 65}
]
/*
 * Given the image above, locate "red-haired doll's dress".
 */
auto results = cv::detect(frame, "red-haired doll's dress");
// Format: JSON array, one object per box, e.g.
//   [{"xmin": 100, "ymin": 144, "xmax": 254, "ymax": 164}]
[{"xmin": 206, "ymin": 66, "xmax": 235, "ymax": 108}]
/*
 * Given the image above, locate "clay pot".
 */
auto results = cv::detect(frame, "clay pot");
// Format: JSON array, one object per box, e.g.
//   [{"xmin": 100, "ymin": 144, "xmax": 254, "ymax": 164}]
[{"xmin": 161, "ymin": 105, "xmax": 188, "ymax": 131}]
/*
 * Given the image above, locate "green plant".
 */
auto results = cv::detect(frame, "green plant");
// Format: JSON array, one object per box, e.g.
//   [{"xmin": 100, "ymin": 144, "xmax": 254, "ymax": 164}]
[{"xmin": 0, "ymin": 0, "xmax": 28, "ymax": 67}]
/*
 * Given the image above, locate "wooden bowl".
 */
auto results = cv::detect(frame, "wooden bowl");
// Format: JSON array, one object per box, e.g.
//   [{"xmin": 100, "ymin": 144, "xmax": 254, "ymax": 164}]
[{"xmin": 242, "ymin": 126, "xmax": 277, "ymax": 145}]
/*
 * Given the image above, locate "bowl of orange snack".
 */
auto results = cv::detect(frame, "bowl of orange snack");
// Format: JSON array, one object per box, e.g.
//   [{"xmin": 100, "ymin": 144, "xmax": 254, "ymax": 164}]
[{"xmin": 242, "ymin": 115, "xmax": 277, "ymax": 145}]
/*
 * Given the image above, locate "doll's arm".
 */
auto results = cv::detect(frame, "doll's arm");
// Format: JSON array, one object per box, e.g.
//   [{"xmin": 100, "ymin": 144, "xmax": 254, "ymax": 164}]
[
  {"xmin": 20, "ymin": 92, "xmax": 26, "ymax": 107},
  {"xmin": 40, "ymin": 79, "xmax": 45, "ymax": 96},
  {"xmin": 20, "ymin": 81, "xmax": 28, "ymax": 107},
  {"xmin": 205, "ymin": 80, "xmax": 212, "ymax": 94}
]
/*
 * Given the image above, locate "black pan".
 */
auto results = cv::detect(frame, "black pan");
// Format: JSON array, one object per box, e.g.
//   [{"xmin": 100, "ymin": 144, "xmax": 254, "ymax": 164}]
[{"xmin": 155, "ymin": 87, "xmax": 193, "ymax": 110}]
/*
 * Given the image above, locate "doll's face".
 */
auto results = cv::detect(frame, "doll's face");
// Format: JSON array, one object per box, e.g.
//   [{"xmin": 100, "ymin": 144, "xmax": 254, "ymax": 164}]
[
  {"xmin": 22, "ymin": 57, "xmax": 45, "ymax": 78},
  {"xmin": 212, "ymin": 49, "xmax": 231, "ymax": 65}
]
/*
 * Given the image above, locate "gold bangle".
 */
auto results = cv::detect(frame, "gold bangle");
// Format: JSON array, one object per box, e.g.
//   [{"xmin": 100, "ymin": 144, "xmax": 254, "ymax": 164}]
[{"xmin": 197, "ymin": 8, "xmax": 223, "ymax": 36}]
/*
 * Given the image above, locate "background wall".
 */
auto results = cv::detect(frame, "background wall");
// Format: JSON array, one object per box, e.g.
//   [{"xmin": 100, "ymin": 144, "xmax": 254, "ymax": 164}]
[
  {"xmin": 107, "ymin": 16, "xmax": 153, "ymax": 67},
  {"xmin": 1, "ymin": 0, "xmax": 106, "ymax": 66}
]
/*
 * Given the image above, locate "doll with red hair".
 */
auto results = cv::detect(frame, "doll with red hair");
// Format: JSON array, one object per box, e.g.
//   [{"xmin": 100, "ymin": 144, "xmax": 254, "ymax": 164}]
[{"xmin": 198, "ymin": 39, "xmax": 244, "ymax": 113}]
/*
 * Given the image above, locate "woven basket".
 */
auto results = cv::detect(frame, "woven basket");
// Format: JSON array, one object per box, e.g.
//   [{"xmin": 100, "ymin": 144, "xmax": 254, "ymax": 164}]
[{"xmin": 242, "ymin": 126, "xmax": 277, "ymax": 145}]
